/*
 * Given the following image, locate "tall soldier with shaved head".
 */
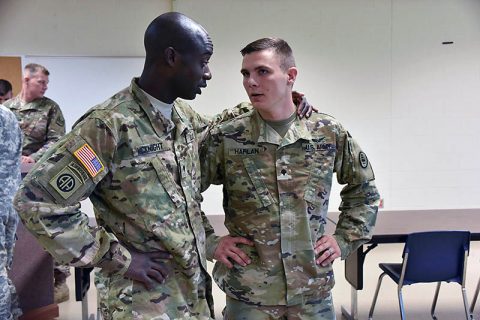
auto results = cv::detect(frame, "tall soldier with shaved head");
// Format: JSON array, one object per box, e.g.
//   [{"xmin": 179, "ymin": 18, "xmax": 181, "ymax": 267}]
[
  {"xmin": 13, "ymin": 13, "xmax": 315, "ymax": 319},
  {"xmin": 13, "ymin": 12, "xmax": 244, "ymax": 319}
]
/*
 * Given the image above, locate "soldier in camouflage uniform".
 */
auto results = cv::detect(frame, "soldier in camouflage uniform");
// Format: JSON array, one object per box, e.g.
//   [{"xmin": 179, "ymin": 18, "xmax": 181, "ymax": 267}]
[
  {"xmin": 4, "ymin": 63, "xmax": 70, "ymax": 302},
  {"xmin": 12, "ymin": 12, "xmax": 265, "ymax": 320},
  {"xmin": 201, "ymin": 38, "xmax": 381, "ymax": 319},
  {"xmin": 4, "ymin": 63, "xmax": 65, "ymax": 164},
  {"xmin": 0, "ymin": 105, "xmax": 22, "ymax": 319}
]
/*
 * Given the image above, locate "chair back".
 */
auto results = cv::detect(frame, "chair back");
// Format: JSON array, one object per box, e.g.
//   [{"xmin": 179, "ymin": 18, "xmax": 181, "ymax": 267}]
[{"xmin": 401, "ymin": 231, "xmax": 470, "ymax": 285}]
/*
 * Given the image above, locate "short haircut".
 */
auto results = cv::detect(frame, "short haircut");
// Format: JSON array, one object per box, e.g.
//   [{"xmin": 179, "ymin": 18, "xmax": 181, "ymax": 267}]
[
  {"xmin": 24, "ymin": 63, "xmax": 50, "ymax": 76},
  {"xmin": 240, "ymin": 37, "xmax": 296, "ymax": 71},
  {"xmin": 0, "ymin": 79, "xmax": 12, "ymax": 96}
]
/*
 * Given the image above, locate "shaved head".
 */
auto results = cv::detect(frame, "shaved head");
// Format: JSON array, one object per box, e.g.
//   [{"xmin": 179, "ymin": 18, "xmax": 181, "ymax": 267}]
[
  {"xmin": 144, "ymin": 12, "xmax": 213, "ymax": 66},
  {"xmin": 139, "ymin": 12, "xmax": 214, "ymax": 103}
]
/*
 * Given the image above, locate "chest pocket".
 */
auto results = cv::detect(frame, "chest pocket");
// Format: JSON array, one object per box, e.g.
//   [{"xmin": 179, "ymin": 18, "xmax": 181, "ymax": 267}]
[
  {"xmin": 20, "ymin": 110, "xmax": 46, "ymax": 140},
  {"xmin": 243, "ymin": 157, "xmax": 275, "ymax": 208}
]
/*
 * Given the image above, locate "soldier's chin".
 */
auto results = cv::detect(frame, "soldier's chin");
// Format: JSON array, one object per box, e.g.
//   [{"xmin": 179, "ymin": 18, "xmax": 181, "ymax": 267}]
[{"xmin": 180, "ymin": 92, "xmax": 198, "ymax": 101}]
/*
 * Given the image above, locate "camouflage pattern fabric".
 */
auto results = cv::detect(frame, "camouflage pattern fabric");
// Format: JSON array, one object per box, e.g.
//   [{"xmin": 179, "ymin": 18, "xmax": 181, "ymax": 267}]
[
  {"xmin": 4, "ymin": 95, "xmax": 65, "ymax": 161},
  {"xmin": 223, "ymin": 294, "xmax": 335, "ymax": 320},
  {"xmin": 13, "ymin": 78, "xmax": 254, "ymax": 319},
  {"xmin": 0, "ymin": 105, "xmax": 23, "ymax": 320},
  {"xmin": 201, "ymin": 105, "xmax": 380, "ymax": 307}
]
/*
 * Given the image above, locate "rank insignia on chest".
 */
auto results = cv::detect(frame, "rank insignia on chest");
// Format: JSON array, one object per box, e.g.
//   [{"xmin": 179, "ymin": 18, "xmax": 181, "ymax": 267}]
[
  {"xmin": 185, "ymin": 131, "xmax": 195, "ymax": 144},
  {"xmin": 228, "ymin": 147, "xmax": 262, "ymax": 156},
  {"xmin": 73, "ymin": 143, "xmax": 104, "ymax": 178}
]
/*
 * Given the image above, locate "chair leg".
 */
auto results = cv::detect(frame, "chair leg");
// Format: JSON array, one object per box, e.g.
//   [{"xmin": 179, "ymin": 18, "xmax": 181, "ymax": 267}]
[
  {"xmin": 368, "ymin": 272, "xmax": 386, "ymax": 320},
  {"xmin": 431, "ymin": 282, "xmax": 441, "ymax": 320},
  {"xmin": 462, "ymin": 286, "xmax": 471, "ymax": 320},
  {"xmin": 398, "ymin": 287, "xmax": 406, "ymax": 320},
  {"xmin": 471, "ymin": 277, "xmax": 480, "ymax": 316}
]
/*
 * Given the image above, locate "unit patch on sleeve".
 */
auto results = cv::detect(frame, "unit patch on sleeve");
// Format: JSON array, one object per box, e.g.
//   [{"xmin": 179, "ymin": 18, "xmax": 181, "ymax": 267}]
[
  {"xmin": 359, "ymin": 151, "xmax": 369, "ymax": 168},
  {"xmin": 73, "ymin": 143, "xmax": 104, "ymax": 177},
  {"xmin": 49, "ymin": 162, "xmax": 87, "ymax": 199}
]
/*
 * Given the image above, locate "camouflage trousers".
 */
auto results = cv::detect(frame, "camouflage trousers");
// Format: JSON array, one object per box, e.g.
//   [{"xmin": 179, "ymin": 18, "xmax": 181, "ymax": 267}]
[
  {"xmin": 223, "ymin": 295, "xmax": 336, "ymax": 320},
  {"xmin": 95, "ymin": 270, "xmax": 213, "ymax": 320}
]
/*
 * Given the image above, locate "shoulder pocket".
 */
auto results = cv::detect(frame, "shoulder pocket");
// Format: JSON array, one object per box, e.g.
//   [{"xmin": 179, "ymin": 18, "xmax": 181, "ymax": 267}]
[{"xmin": 35, "ymin": 136, "xmax": 108, "ymax": 206}]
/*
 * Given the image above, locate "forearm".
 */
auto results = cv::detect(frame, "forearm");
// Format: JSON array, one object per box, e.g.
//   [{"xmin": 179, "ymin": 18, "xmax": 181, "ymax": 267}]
[
  {"xmin": 14, "ymin": 181, "xmax": 131, "ymax": 275},
  {"xmin": 334, "ymin": 180, "xmax": 380, "ymax": 259},
  {"xmin": 201, "ymin": 211, "xmax": 221, "ymax": 261}
]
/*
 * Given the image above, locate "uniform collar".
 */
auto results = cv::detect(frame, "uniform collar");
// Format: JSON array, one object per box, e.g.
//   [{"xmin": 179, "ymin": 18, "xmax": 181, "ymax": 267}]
[
  {"xmin": 130, "ymin": 78, "xmax": 175, "ymax": 137},
  {"xmin": 8, "ymin": 95, "xmax": 43, "ymax": 111},
  {"xmin": 252, "ymin": 110, "xmax": 313, "ymax": 146},
  {"xmin": 129, "ymin": 78, "xmax": 194, "ymax": 141}
]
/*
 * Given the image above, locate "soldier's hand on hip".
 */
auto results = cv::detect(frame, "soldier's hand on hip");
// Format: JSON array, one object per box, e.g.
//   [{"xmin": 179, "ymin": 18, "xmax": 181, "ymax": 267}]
[
  {"xmin": 314, "ymin": 235, "xmax": 341, "ymax": 267},
  {"xmin": 125, "ymin": 248, "xmax": 173, "ymax": 290},
  {"xmin": 214, "ymin": 236, "xmax": 254, "ymax": 269}
]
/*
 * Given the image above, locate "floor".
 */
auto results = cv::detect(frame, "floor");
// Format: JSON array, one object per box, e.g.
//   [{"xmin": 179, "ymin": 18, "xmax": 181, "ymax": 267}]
[{"xmin": 57, "ymin": 220, "xmax": 480, "ymax": 320}]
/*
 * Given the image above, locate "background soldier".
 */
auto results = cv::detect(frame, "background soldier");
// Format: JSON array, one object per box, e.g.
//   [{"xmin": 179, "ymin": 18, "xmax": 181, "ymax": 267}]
[
  {"xmin": 0, "ymin": 105, "xmax": 22, "ymax": 319},
  {"xmin": 4, "ymin": 63, "xmax": 65, "ymax": 164},
  {"xmin": 201, "ymin": 38, "xmax": 380, "ymax": 319},
  {"xmin": 3, "ymin": 63, "xmax": 70, "ymax": 303}
]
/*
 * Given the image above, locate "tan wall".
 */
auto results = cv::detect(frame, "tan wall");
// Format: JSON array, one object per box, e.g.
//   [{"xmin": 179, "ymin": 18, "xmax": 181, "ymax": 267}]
[{"xmin": 0, "ymin": 0, "xmax": 171, "ymax": 56}]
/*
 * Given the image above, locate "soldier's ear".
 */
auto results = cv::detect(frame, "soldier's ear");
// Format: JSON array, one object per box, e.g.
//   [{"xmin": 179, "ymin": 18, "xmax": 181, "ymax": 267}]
[
  {"xmin": 287, "ymin": 67, "xmax": 297, "ymax": 85},
  {"xmin": 164, "ymin": 47, "xmax": 178, "ymax": 67}
]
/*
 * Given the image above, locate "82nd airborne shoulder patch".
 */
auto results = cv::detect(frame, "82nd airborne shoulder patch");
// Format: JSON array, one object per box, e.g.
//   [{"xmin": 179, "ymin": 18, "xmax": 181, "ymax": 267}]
[{"xmin": 49, "ymin": 162, "xmax": 88, "ymax": 199}]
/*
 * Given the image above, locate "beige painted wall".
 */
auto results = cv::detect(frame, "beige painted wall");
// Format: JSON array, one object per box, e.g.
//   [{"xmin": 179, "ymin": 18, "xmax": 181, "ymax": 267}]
[{"xmin": 0, "ymin": 0, "xmax": 171, "ymax": 56}]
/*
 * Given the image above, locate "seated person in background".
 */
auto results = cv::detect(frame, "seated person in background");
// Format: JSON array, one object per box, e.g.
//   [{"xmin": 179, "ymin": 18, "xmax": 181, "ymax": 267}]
[
  {"xmin": 201, "ymin": 37, "xmax": 380, "ymax": 319},
  {"xmin": 0, "ymin": 105, "xmax": 23, "ymax": 319},
  {"xmin": 0, "ymin": 79, "xmax": 13, "ymax": 104}
]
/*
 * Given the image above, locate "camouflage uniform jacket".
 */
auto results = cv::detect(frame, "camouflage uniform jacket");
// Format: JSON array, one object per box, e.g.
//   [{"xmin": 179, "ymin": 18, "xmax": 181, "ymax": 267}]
[
  {"xmin": 13, "ymin": 79, "xmax": 246, "ymax": 319},
  {"xmin": 201, "ymin": 105, "xmax": 380, "ymax": 306},
  {"xmin": 4, "ymin": 95, "xmax": 65, "ymax": 161},
  {"xmin": 0, "ymin": 105, "xmax": 22, "ymax": 319}
]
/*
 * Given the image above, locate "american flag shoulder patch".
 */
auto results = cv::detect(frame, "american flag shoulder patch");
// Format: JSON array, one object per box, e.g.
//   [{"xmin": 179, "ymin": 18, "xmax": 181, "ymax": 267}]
[{"xmin": 73, "ymin": 143, "xmax": 104, "ymax": 178}]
